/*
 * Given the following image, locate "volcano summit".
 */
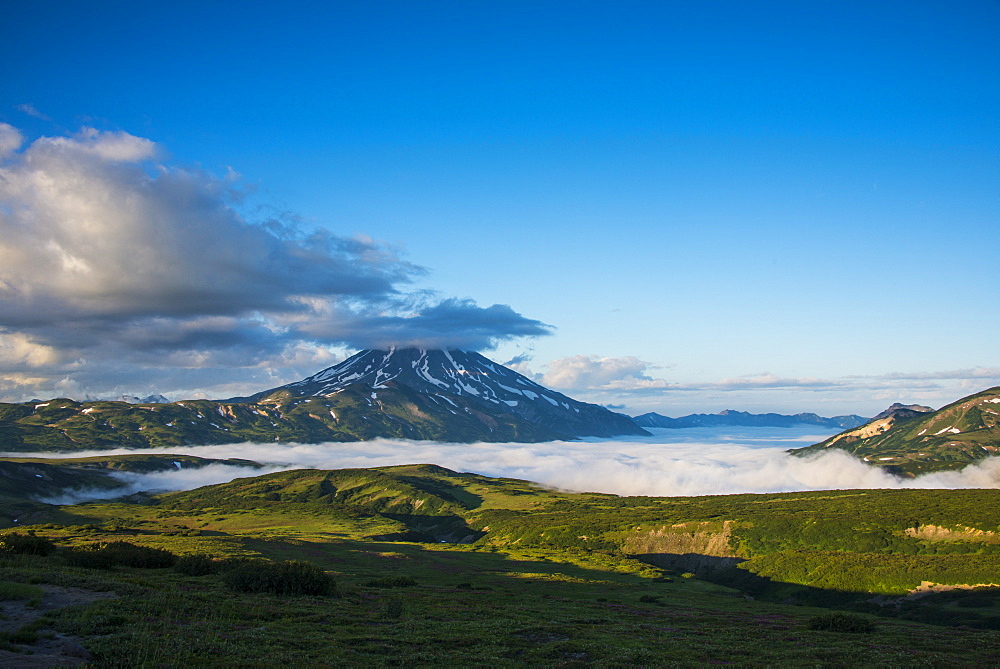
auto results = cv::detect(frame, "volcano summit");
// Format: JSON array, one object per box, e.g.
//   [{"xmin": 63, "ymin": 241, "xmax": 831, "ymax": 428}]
[{"xmin": 243, "ymin": 348, "xmax": 648, "ymax": 440}]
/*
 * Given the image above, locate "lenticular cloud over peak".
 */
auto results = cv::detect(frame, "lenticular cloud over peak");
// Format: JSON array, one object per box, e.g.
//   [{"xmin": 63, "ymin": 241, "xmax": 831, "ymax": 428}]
[{"xmin": 0, "ymin": 124, "xmax": 550, "ymax": 402}]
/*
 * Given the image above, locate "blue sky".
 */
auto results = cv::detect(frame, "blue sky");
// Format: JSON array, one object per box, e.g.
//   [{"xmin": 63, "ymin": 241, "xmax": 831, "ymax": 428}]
[{"xmin": 1, "ymin": 0, "xmax": 998, "ymax": 416}]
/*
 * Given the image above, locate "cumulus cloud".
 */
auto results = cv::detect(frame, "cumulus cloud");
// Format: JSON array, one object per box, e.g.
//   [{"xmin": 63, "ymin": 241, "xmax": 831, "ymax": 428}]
[
  {"xmin": 292, "ymin": 297, "xmax": 552, "ymax": 351},
  {"xmin": 497, "ymin": 349, "xmax": 999, "ymax": 419},
  {"xmin": 0, "ymin": 124, "xmax": 550, "ymax": 401},
  {"xmin": 0, "ymin": 124, "xmax": 23, "ymax": 160},
  {"xmin": 537, "ymin": 355, "xmax": 671, "ymax": 392},
  {"xmin": 20, "ymin": 428, "xmax": 1000, "ymax": 500},
  {"xmin": 0, "ymin": 129, "xmax": 410, "ymax": 324}
]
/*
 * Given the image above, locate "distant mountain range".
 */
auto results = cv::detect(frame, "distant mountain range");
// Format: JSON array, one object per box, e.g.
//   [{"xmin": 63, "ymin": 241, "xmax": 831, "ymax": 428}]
[
  {"xmin": 7, "ymin": 347, "xmax": 997, "ymax": 477},
  {"xmin": 791, "ymin": 387, "xmax": 1000, "ymax": 475},
  {"xmin": 633, "ymin": 409, "xmax": 868, "ymax": 430},
  {"xmin": 0, "ymin": 348, "xmax": 646, "ymax": 452}
]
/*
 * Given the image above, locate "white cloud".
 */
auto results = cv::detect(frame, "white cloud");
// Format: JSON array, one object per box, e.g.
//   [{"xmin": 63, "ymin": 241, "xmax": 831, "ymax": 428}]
[
  {"xmin": 863, "ymin": 368, "xmax": 1000, "ymax": 382},
  {"xmin": 0, "ymin": 124, "xmax": 550, "ymax": 401},
  {"xmin": 35, "ymin": 463, "xmax": 289, "ymax": 505},
  {"xmin": 19, "ymin": 427, "xmax": 1000, "ymax": 500},
  {"xmin": 539, "ymin": 355, "xmax": 670, "ymax": 391},
  {"xmin": 0, "ymin": 123, "xmax": 22, "ymax": 160},
  {"xmin": 0, "ymin": 333, "xmax": 62, "ymax": 368},
  {"xmin": 15, "ymin": 103, "xmax": 50, "ymax": 121},
  {"xmin": 36, "ymin": 127, "xmax": 158, "ymax": 162},
  {"xmin": 691, "ymin": 372, "xmax": 841, "ymax": 391}
]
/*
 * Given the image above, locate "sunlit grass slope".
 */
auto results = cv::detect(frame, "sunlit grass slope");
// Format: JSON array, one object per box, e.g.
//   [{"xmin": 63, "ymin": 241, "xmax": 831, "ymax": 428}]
[{"xmin": 0, "ymin": 463, "xmax": 999, "ymax": 664}]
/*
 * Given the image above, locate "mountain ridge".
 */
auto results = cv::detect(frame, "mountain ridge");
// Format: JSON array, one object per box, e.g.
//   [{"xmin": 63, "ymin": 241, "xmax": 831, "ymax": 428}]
[
  {"xmin": 633, "ymin": 409, "xmax": 867, "ymax": 430},
  {"xmin": 0, "ymin": 348, "xmax": 647, "ymax": 452},
  {"xmin": 791, "ymin": 386, "xmax": 1000, "ymax": 475}
]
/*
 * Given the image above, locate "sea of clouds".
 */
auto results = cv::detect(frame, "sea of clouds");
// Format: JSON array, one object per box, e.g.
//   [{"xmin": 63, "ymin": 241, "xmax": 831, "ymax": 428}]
[{"xmin": 16, "ymin": 426, "xmax": 1000, "ymax": 505}]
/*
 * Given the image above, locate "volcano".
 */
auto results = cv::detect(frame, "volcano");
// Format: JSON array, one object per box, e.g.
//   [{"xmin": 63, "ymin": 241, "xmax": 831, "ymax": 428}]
[{"xmin": 244, "ymin": 348, "xmax": 648, "ymax": 440}]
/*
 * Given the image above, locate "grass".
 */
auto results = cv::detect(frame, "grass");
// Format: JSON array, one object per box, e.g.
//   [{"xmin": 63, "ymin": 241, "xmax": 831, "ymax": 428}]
[
  {"xmin": 4, "ymin": 539, "xmax": 996, "ymax": 666},
  {"xmin": 1, "ymin": 462, "xmax": 1000, "ymax": 663},
  {"xmin": 0, "ymin": 580, "xmax": 43, "ymax": 601}
]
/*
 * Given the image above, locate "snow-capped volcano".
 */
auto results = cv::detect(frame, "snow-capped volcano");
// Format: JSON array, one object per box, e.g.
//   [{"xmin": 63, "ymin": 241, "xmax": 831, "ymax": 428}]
[{"xmin": 248, "ymin": 348, "xmax": 647, "ymax": 439}]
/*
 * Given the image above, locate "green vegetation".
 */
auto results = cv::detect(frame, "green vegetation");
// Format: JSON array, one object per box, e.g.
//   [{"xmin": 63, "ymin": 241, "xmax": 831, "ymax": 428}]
[
  {"xmin": 807, "ymin": 612, "xmax": 876, "ymax": 633},
  {"xmin": 365, "ymin": 575, "xmax": 419, "ymax": 588},
  {"xmin": 223, "ymin": 559, "xmax": 336, "ymax": 595},
  {"xmin": 0, "ymin": 461, "xmax": 998, "ymax": 663},
  {"xmin": 792, "ymin": 386, "xmax": 1000, "ymax": 474},
  {"xmin": 0, "ymin": 532, "xmax": 56, "ymax": 556},
  {"xmin": 0, "ymin": 383, "xmax": 556, "ymax": 454},
  {"xmin": 0, "ymin": 580, "xmax": 43, "ymax": 601},
  {"xmin": 63, "ymin": 541, "xmax": 177, "ymax": 569}
]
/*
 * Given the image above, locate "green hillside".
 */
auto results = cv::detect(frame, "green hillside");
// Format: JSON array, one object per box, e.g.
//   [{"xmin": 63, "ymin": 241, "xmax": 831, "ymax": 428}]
[
  {"xmin": 791, "ymin": 386, "xmax": 1000, "ymax": 475},
  {"xmin": 0, "ymin": 383, "xmax": 558, "ymax": 453},
  {"xmin": 28, "ymin": 463, "xmax": 1000, "ymax": 599},
  {"xmin": 0, "ymin": 454, "xmax": 264, "ymax": 528},
  {"xmin": 1, "ymin": 463, "xmax": 999, "ymax": 664}
]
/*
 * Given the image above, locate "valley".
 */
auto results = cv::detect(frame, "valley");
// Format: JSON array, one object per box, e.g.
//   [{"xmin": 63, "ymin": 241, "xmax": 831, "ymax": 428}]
[
  {"xmin": 2, "ymin": 354, "xmax": 999, "ymax": 664},
  {"xmin": 1, "ymin": 458, "xmax": 999, "ymax": 664}
]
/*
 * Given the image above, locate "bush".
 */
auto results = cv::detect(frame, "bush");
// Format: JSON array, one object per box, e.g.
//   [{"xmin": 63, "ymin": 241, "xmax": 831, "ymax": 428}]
[
  {"xmin": 224, "ymin": 560, "xmax": 336, "ymax": 596},
  {"xmin": 0, "ymin": 533, "xmax": 56, "ymax": 556},
  {"xmin": 807, "ymin": 612, "xmax": 876, "ymax": 633},
  {"xmin": 956, "ymin": 595, "xmax": 995, "ymax": 608},
  {"xmin": 64, "ymin": 541, "xmax": 176, "ymax": 569},
  {"xmin": 364, "ymin": 575, "xmax": 418, "ymax": 588},
  {"xmin": 174, "ymin": 554, "xmax": 219, "ymax": 576}
]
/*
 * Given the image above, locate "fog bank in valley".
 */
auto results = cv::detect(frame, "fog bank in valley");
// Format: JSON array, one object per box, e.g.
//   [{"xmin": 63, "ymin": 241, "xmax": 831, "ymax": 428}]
[{"xmin": 16, "ymin": 427, "xmax": 1000, "ymax": 504}]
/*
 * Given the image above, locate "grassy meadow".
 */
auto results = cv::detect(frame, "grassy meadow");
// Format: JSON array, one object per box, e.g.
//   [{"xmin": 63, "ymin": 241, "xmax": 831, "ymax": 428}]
[{"xmin": 0, "ymin": 459, "xmax": 998, "ymax": 665}]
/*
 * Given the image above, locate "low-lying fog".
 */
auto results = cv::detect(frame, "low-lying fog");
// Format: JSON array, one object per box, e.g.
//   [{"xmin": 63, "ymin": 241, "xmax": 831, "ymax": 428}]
[{"xmin": 15, "ymin": 427, "xmax": 1000, "ymax": 505}]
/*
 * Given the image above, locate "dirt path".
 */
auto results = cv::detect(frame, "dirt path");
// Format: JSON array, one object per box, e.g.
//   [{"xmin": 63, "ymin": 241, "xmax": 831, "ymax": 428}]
[{"xmin": 0, "ymin": 585, "xmax": 117, "ymax": 667}]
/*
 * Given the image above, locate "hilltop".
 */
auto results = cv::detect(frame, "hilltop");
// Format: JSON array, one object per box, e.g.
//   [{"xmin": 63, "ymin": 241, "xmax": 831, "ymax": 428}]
[
  {"xmin": 791, "ymin": 386, "xmax": 1000, "ymax": 475},
  {"xmin": 240, "ymin": 348, "xmax": 647, "ymax": 439}
]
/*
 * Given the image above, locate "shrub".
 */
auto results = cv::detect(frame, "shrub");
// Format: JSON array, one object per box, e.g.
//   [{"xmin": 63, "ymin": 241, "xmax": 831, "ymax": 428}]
[
  {"xmin": 174, "ymin": 554, "xmax": 219, "ymax": 576},
  {"xmin": 364, "ymin": 575, "xmax": 418, "ymax": 588},
  {"xmin": 63, "ymin": 547, "xmax": 114, "ymax": 569},
  {"xmin": 0, "ymin": 533, "xmax": 56, "ymax": 556},
  {"xmin": 807, "ymin": 612, "xmax": 876, "ymax": 633},
  {"xmin": 64, "ymin": 541, "xmax": 176, "ymax": 569},
  {"xmin": 103, "ymin": 542, "xmax": 176, "ymax": 568},
  {"xmin": 224, "ymin": 560, "xmax": 336, "ymax": 596},
  {"xmin": 956, "ymin": 595, "xmax": 995, "ymax": 608}
]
